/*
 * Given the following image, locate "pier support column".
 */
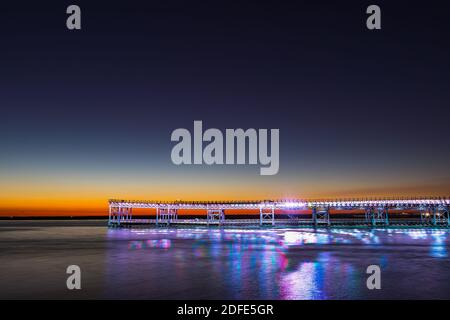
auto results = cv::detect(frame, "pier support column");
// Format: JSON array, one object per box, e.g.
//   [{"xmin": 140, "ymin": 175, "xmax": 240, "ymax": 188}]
[
  {"xmin": 124, "ymin": 207, "xmax": 129, "ymax": 222},
  {"xmin": 160, "ymin": 208, "xmax": 167, "ymax": 224},
  {"xmin": 365, "ymin": 207, "xmax": 372, "ymax": 224},
  {"xmin": 419, "ymin": 205, "xmax": 432, "ymax": 225},
  {"xmin": 260, "ymin": 205, "xmax": 275, "ymax": 226},
  {"xmin": 432, "ymin": 206, "xmax": 437, "ymax": 226},
  {"xmin": 112, "ymin": 207, "xmax": 119, "ymax": 225},
  {"xmin": 419, "ymin": 206, "xmax": 425, "ymax": 224},
  {"xmin": 158, "ymin": 208, "xmax": 167, "ymax": 225},
  {"xmin": 368, "ymin": 206, "xmax": 389, "ymax": 226},
  {"xmin": 447, "ymin": 207, "xmax": 450, "ymax": 227},
  {"xmin": 207, "ymin": 209, "xmax": 225, "ymax": 225},
  {"xmin": 313, "ymin": 207, "xmax": 330, "ymax": 226},
  {"xmin": 119, "ymin": 207, "xmax": 130, "ymax": 223},
  {"xmin": 434, "ymin": 205, "xmax": 449, "ymax": 226},
  {"xmin": 109, "ymin": 205, "xmax": 121, "ymax": 226},
  {"xmin": 169, "ymin": 208, "xmax": 178, "ymax": 223},
  {"xmin": 158, "ymin": 207, "xmax": 178, "ymax": 225},
  {"xmin": 117, "ymin": 206, "xmax": 122, "ymax": 226}
]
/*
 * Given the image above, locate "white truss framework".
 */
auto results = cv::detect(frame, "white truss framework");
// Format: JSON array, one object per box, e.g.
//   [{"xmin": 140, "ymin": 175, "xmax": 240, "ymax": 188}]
[
  {"xmin": 108, "ymin": 197, "xmax": 450, "ymax": 227},
  {"xmin": 109, "ymin": 198, "xmax": 450, "ymax": 210}
]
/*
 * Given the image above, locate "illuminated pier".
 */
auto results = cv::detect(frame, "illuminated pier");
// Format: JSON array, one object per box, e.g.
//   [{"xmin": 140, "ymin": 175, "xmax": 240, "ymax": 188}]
[{"xmin": 108, "ymin": 198, "xmax": 450, "ymax": 228}]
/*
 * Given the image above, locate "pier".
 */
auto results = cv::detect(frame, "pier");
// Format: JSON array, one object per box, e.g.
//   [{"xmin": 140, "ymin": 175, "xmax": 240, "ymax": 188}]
[{"xmin": 108, "ymin": 198, "xmax": 450, "ymax": 228}]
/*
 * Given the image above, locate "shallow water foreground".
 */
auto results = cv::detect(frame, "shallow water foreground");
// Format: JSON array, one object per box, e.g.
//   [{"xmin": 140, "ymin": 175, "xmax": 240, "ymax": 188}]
[{"xmin": 0, "ymin": 220, "xmax": 449, "ymax": 299}]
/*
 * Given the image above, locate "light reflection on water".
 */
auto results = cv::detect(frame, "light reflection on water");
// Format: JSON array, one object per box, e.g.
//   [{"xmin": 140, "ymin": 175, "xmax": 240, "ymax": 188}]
[
  {"xmin": 104, "ymin": 227, "xmax": 450, "ymax": 299},
  {"xmin": 0, "ymin": 221, "xmax": 449, "ymax": 299}
]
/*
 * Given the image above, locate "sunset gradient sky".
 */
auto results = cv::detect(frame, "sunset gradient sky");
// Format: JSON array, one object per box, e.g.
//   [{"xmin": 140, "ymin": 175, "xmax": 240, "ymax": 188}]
[{"xmin": 1, "ymin": 1, "xmax": 449, "ymax": 216}]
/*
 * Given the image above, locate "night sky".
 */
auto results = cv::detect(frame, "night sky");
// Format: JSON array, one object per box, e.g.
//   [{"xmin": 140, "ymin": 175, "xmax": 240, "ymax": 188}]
[{"xmin": 1, "ymin": 1, "xmax": 450, "ymax": 215}]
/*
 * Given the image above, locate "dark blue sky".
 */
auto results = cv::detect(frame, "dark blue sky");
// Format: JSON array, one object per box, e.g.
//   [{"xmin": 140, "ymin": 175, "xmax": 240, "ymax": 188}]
[{"xmin": 1, "ymin": 1, "xmax": 450, "ymax": 212}]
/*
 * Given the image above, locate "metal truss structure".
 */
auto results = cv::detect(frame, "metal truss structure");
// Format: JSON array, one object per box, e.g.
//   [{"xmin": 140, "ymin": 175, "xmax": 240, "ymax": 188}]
[
  {"xmin": 312, "ymin": 206, "xmax": 330, "ymax": 226},
  {"xmin": 108, "ymin": 197, "xmax": 450, "ymax": 227},
  {"xmin": 109, "ymin": 206, "xmax": 132, "ymax": 226},
  {"xmin": 365, "ymin": 207, "xmax": 389, "ymax": 226},
  {"xmin": 207, "ymin": 208, "xmax": 225, "ymax": 225},
  {"xmin": 259, "ymin": 203, "xmax": 275, "ymax": 226},
  {"xmin": 156, "ymin": 207, "xmax": 178, "ymax": 225},
  {"xmin": 419, "ymin": 204, "xmax": 449, "ymax": 226}
]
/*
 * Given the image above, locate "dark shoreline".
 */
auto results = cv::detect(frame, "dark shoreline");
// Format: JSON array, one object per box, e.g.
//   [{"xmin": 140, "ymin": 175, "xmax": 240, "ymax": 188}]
[
  {"xmin": 0, "ymin": 213, "xmax": 432, "ymax": 221},
  {"xmin": 0, "ymin": 216, "xmax": 108, "ymax": 220}
]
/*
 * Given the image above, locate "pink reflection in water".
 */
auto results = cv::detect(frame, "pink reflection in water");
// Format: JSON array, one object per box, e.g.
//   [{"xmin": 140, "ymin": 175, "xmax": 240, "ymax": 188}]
[{"xmin": 128, "ymin": 239, "xmax": 172, "ymax": 249}]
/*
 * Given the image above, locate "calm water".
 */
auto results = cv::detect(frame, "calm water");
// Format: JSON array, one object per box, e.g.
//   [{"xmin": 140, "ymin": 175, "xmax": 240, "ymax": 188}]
[{"xmin": 0, "ymin": 220, "xmax": 449, "ymax": 299}]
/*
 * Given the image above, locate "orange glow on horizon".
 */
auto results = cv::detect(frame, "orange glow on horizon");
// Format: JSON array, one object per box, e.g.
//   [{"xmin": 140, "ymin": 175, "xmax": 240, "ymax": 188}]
[{"xmin": 1, "ymin": 174, "xmax": 449, "ymax": 217}]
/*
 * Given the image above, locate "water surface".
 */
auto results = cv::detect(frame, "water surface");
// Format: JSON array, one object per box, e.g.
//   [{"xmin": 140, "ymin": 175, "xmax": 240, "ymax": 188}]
[{"xmin": 0, "ymin": 220, "xmax": 449, "ymax": 299}]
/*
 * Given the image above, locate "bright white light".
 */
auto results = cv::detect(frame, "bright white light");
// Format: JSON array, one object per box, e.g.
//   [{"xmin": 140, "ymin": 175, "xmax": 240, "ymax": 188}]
[{"xmin": 279, "ymin": 201, "xmax": 307, "ymax": 208}]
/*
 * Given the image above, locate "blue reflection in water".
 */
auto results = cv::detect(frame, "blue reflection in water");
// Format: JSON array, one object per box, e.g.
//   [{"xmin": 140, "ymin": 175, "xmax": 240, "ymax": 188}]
[
  {"xmin": 430, "ymin": 231, "xmax": 448, "ymax": 258},
  {"xmin": 104, "ymin": 227, "xmax": 450, "ymax": 299}
]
